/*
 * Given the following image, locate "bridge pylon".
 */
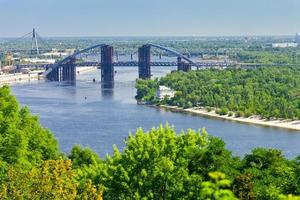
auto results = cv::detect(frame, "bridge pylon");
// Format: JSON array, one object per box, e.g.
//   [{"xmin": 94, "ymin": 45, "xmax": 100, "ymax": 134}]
[
  {"xmin": 138, "ymin": 45, "xmax": 151, "ymax": 79},
  {"xmin": 31, "ymin": 28, "xmax": 40, "ymax": 56},
  {"xmin": 62, "ymin": 56, "xmax": 76, "ymax": 81},
  {"xmin": 46, "ymin": 56, "xmax": 76, "ymax": 81},
  {"xmin": 101, "ymin": 45, "xmax": 114, "ymax": 83},
  {"xmin": 177, "ymin": 57, "xmax": 191, "ymax": 72}
]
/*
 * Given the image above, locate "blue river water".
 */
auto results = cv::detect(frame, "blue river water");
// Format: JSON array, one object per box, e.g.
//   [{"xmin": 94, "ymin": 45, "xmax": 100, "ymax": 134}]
[{"xmin": 11, "ymin": 67, "xmax": 300, "ymax": 158}]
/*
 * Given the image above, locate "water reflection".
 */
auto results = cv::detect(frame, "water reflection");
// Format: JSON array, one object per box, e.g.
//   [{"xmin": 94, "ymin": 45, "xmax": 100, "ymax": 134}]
[{"xmin": 101, "ymin": 81, "xmax": 114, "ymax": 98}]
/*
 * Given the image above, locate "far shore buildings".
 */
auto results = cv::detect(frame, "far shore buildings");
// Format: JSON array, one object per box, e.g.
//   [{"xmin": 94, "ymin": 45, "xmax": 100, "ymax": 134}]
[
  {"xmin": 270, "ymin": 33, "xmax": 300, "ymax": 48},
  {"xmin": 271, "ymin": 42, "xmax": 298, "ymax": 48},
  {"xmin": 157, "ymin": 85, "xmax": 176, "ymax": 100},
  {"xmin": 23, "ymin": 58, "xmax": 56, "ymax": 64}
]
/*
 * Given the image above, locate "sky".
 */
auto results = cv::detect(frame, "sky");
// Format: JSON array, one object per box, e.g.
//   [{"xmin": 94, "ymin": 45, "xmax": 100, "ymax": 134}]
[{"xmin": 1, "ymin": 0, "xmax": 300, "ymax": 37}]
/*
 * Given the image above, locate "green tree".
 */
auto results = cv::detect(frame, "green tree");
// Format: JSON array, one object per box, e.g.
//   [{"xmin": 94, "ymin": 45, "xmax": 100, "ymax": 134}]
[
  {"xmin": 0, "ymin": 160, "xmax": 102, "ymax": 200},
  {"xmin": 101, "ymin": 124, "xmax": 238, "ymax": 199},
  {"xmin": 136, "ymin": 67, "xmax": 300, "ymax": 120},
  {"xmin": 200, "ymin": 172, "xmax": 237, "ymax": 200},
  {"xmin": 0, "ymin": 86, "xmax": 59, "ymax": 169},
  {"xmin": 232, "ymin": 173, "xmax": 254, "ymax": 200}
]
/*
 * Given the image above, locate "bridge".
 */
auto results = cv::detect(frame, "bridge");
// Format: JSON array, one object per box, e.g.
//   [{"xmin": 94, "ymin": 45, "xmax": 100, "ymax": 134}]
[
  {"xmin": 2, "ymin": 29, "xmax": 237, "ymax": 82},
  {"xmin": 16, "ymin": 61, "xmax": 233, "ymax": 69},
  {"xmin": 43, "ymin": 43, "xmax": 211, "ymax": 82}
]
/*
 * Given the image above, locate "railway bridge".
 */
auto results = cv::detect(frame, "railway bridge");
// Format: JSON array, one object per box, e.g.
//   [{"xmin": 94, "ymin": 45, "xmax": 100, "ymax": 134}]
[{"xmin": 43, "ymin": 44, "xmax": 200, "ymax": 82}]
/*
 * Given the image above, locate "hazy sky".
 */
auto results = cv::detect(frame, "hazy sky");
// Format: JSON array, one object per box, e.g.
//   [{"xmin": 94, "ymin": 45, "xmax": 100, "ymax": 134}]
[{"xmin": 1, "ymin": 0, "xmax": 300, "ymax": 37}]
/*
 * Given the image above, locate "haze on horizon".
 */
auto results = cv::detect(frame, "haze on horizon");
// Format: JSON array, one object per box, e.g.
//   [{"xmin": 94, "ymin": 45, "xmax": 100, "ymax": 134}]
[{"xmin": 0, "ymin": 0, "xmax": 300, "ymax": 37}]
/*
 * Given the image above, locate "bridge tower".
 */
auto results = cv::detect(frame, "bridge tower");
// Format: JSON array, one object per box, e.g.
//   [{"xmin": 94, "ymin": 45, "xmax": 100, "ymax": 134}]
[
  {"xmin": 138, "ymin": 45, "xmax": 151, "ymax": 79},
  {"xmin": 177, "ymin": 57, "xmax": 191, "ymax": 72},
  {"xmin": 46, "ymin": 57, "xmax": 76, "ymax": 81},
  {"xmin": 183, "ymin": 62, "xmax": 191, "ymax": 72},
  {"xmin": 61, "ymin": 57, "xmax": 76, "ymax": 81},
  {"xmin": 177, "ymin": 57, "xmax": 183, "ymax": 71},
  {"xmin": 101, "ymin": 45, "xmax": 114, "ymax": 82},
  {"xmin": 31, "ymin": 28, "xmax": 40, "ymax": 56}
]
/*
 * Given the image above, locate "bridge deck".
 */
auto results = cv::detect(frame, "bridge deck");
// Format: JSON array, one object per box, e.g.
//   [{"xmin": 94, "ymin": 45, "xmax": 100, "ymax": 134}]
[{"xmin": 16, "ymin": 61, "xmax": 234, "ymax": 69}]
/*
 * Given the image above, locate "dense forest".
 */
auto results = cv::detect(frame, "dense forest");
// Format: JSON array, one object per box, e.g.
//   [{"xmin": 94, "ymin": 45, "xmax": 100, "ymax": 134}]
[
  {"xmin": 235, "ymin": 51, "xmax": 300, "ymax": 65},
  {"xmin": 1, "ymin": 85, "xmax": 300, "ymax": 199},
  {"xmin": 136, "ymin": 67, "xmax": 300, "ymax": 120}
]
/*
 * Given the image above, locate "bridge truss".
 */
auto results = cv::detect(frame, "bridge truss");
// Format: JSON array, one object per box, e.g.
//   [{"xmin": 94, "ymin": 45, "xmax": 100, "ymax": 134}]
[{"xmin": 43, "ymin": 43, "xmax": 231, "ymax": 82}]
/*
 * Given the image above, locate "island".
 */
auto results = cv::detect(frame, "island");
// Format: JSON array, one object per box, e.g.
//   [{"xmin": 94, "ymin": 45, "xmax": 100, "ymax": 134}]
[{"xmin": 136, "ymin": 66, "xmax": 300, "ymax": 131}]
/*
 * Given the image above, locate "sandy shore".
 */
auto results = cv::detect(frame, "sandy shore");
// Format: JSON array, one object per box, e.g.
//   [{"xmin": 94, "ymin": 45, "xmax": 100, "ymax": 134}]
[
  {"xmin": 158, "ymin": 105, "xmax": 300, "ymax": 131},
  {"xmin": 76, "ymin": 66, "xmax": 97, "ymax": 74}
]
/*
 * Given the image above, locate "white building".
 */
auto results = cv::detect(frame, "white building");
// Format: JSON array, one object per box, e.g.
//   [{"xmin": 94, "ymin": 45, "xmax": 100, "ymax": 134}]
[
  {"xmin": 271, "ymin": 43, "xmax": 298, "ymax": 48},
  {"xmin": 41, "ymin": 49, "xmax": 75, "ymax": 58},
  {"xmin": 156, "ymin": 86, "xmax": 176, "ymax": 100},
  {"xmin": 23, "ymin": 58, "xmax": 56, "ymax": 64}
]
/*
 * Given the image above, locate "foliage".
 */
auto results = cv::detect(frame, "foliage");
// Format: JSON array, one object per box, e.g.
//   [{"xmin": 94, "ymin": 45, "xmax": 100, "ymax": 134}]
[
  {"xmin": 0, "ymin": 86, "xmax": 102, "ymax": 200},
  {"xmin": 1, "ymin": 85, "xmax": 300, "ymax": 199},
  {"xmin": 232, "ymin": 173, "xmax": 255, "ymax": 200},
  {"xmin": 235, "ymin": 50, "xmax": 300, "ymax": 65},
  {"xmin": 279, "ymin": 194, "xmax": 300, "ymax": 200},
  {"xmin": 69, "ymin": 145, "xmax": 101, "ymax": 168},
  {"xmin": 0, "ymin": 86, "xmax": 59, "ymax": 177},
  {"xmin": 69, "ymin": 145, "xmax": 105, "ymax": 188},
  {"xmin": 101, "ymin": 124, "xmax": 238, "ymax": 199},
  {"xmin": 0, "ymin": 160, "xmax": 102, "ymax": 200},
  {"xmin": 136, "ymin": 67, "xmax": 300, "ymax": 119},
  {"xmin": 135, "ymin": 78, "xmax": 158, "ymax": 103},
  {"xmin": 240, "ymin": 148, "xmax": 298, "ymax": 199},
  {"xmin": 200, "ymin": 172, "xmax": 237, "ymax": 200}
]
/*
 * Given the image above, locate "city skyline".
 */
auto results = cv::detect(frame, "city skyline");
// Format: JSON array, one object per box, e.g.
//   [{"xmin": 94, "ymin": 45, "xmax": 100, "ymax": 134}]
[{"xmin": 1, "ymin": 0, "xmax": 300, "ymax": 37}]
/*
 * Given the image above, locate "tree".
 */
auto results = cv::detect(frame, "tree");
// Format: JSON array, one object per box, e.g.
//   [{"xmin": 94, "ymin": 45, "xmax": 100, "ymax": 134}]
[
  {"xmin": 0, "ymin": 160, "xmax": 102, "ymax": 200},
  {"xmin": 136, "ymin": 67, "xmax": 300, "ymax": 120},
  {"xmin": 101, "ymin": 124, "xmax": 238, "ymax": 199},
  {"xmin": 0, "ymin": 86, "xmax": 59, "ymax": 169},
  {"xmin": 232, "ymin": 173, "xmax": 254, "ymax": 200},
  {"xmin": 241, "ymin": 148, "xmax": 298, "ymax": 199},
  {"xmin": 200, "ymin": 172, "xmax": 237, "ymax": 200}
]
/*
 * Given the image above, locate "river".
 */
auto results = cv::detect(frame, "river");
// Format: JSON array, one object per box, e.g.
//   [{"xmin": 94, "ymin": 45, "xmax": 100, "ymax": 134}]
[{"xmin": 11, "ymin": 67, "xmax": 300, "ymax": 158}]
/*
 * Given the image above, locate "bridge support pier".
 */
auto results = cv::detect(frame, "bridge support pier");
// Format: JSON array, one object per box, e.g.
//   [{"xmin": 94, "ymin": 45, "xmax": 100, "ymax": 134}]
[
  {"xmin": 138, "ymin": 45, "xmax": 151, "ymax": 79},
  {"xmin": 46, "ymin": 66, "xmax": 59, "ymax": 81},
  {"xmin": 51, "ymin": 68, "xmax": 59, "ymax": 81},
  {"xmin": 62, "ymin": 57, "xmax": 76, "ymax": 81},
  {"xmin": 177, "ymin": 57, "xmax": 183, "ymax": 71},
  {"xmin": 101, "ymin": 45, "xmax": 114, "ymax": 82},
  {"xmin": 46, "ymin": 57, "xmax": 76, "ymax": 81},
  {"xmin": 177, "ymin": 57, "xmax": 191, "ymax": 72}
]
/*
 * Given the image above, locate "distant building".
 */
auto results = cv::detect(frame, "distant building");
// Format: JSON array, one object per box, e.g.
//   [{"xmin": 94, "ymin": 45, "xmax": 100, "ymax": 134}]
[
  {"xmin": 6, "ymin": 53, "xmax": 13, "ymax": 66},
  {"xmin": 41, "ymin": 49, "xmax": 75, "ymax": 58},
  {"xmin": 296, "ymin": 33, "xmax": 300, "ymax": 44},
  {"xmin": 156, "ymin": 86, "xmax": 175, "ymax": 100},
  {"xmin": 23, "ymin": 58, "xmax": 56, "ymax": 64},
  {"xmin": 271, "ymin": 43, "xmax": 298, "ymax": 48}
]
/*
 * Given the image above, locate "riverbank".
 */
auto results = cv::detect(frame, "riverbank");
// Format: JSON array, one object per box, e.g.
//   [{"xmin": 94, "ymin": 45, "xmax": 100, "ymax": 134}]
[
  {"xmin": 0, "ymin": 70, "xmax": 44, "ymax": 85},
  {"xmin": 76, "ymin": 66, "xmax": 97, "ymax": 74},
  {"xmin": 158, "ymin": 105, "xmax": 300, "ymax": 131},
  {"xmin": 0, "ymin": 66, "xmax": 97, "ymax": 85}
]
